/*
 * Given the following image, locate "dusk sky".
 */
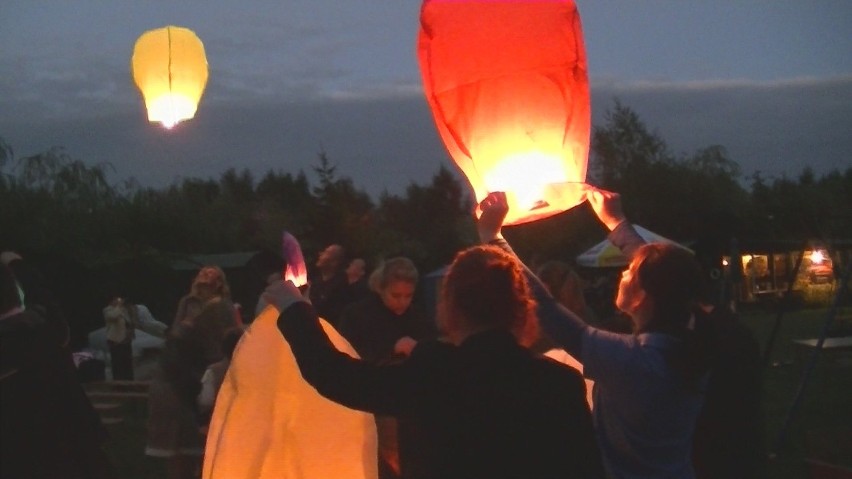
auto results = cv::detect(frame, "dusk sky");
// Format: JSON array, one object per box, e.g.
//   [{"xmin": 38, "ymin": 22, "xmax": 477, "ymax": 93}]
[{"xmin": 1, "ymin": 1, "xmax": 850, "ymax": 198}]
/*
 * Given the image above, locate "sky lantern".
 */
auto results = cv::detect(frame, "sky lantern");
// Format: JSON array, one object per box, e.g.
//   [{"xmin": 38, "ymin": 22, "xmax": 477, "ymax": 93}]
[
  {"xmin": 282, "ymin": 231, "xmax": 308, "ymax": 287},
  {"xmin": 418, "ymin": 0, "xmax": 590, "ymax": 225},
  {"xmin": 131, "ymin": 25, "xmax": 208, "ymax": 129}
]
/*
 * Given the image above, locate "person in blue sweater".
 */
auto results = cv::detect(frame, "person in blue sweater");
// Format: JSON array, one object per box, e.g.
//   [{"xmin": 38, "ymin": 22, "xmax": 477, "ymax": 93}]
[{"xmin": 478, "ymin": 190, "xmax": 713, "ymax": 479}]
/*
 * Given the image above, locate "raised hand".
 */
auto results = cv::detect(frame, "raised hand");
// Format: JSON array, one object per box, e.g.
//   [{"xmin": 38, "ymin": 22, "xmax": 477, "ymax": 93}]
[
  {"xmin": 263, "ymin": 280, "xmax": 310, "ymax": 313},
  {"xmin": 585, "ymin": 185, "xmax": 626, "ymax": 231},
  {"xmin": 477, "ymin": 191, "xmax": 509, "ymax": 243}
]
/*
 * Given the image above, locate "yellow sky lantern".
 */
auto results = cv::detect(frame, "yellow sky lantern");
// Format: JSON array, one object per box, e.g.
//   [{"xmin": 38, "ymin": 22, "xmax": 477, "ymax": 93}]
[
  {"xmin": 418, "ymin": 0, "xmax": 590, "ymax": 225},
  {"xmin": 131, "ymin": 25, "xmax": 208, "ymax": 129}
]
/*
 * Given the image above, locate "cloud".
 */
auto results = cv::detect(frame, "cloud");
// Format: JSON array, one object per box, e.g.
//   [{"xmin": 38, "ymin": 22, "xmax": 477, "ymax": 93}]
[
  {"xmin": 590, "ymin": 75, "xmax": 852, "ymax": 180},
  {"xmin": 2, "ymin": 76, "xmax": 850, "ymax": 200}
]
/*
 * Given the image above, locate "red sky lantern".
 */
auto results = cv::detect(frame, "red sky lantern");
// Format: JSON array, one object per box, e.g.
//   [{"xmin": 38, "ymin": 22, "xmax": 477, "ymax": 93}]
[{"xmin": 418, "ymin": 0, "xmax": 590, "ymax": 225}]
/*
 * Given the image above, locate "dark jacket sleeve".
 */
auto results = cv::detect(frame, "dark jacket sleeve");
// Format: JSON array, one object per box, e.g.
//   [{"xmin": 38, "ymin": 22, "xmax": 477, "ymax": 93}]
[{"xmin": 277, "ymin": 301, "xmax": 413, "ymax": 416}]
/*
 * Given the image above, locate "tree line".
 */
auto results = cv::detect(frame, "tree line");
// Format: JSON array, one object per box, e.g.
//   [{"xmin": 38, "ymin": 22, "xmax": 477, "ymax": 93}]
[{"xmin": 2, "ymin": 101, "xmax": 850, "ymax": 340}]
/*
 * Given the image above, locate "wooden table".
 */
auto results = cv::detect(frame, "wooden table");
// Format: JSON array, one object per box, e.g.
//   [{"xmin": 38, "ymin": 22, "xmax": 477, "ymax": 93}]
[{"xmin": 793, "ymin": 336, "xmax": 852, "ymax": 363}]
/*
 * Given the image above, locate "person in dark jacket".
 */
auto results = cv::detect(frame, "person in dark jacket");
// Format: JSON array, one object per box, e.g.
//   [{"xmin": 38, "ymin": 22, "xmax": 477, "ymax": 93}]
[
  {"xmin": 1, "ymin": 262, "xmax": 116, "ymax": 479},
  {"xmin": 338, "ymin": 256, "xmax": 435, "ymax": 477},
  {"xmin": 339, "ymin": 257, "xmax": 434, "ymax": 364},
  {"xmin": 268, "ymin": 244, "xmax": 604, "ymax": 479}
]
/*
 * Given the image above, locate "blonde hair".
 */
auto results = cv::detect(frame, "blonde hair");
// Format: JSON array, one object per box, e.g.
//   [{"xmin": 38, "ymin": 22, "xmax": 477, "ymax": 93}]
[
  {"xmin": 368, "ymin": 257, "xmax": 419, "ymax": 293},
  {"xmin": 191, "ymin": 265, "xmax": 231, "ymax": 300}
]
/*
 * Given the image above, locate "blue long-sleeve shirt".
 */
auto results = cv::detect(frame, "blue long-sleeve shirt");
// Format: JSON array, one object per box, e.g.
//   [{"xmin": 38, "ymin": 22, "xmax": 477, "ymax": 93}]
[{"xmin": 492, "ymin": 224, "xmax": 704, "ymax": 479}]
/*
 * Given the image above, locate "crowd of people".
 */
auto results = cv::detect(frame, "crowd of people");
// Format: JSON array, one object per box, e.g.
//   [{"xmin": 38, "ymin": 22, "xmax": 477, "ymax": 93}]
[{"xmin": 0, "ymin": 185, "xmax": 766, "ymax": 479}]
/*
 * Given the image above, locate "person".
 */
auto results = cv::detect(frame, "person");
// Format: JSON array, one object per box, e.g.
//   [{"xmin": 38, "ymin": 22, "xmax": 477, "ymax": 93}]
[
  {"xmin": 102, "ymin": 295, "xmax": 168, "ymax": 380},
  {"xmin": 173, "ymin": 266, "xmax": 239, "ymax": 331},
  {"xmin": 268, "ymin": 245, "xmax": 604, "ymax": 479},
  {"xmin": 1, "ymin": 262, "xmax": 117, "ymax": 479},
  {"xmin": 146, "ymin": 265, "xmax": 240, "ymax": 479},
  {"xmin": 338, "ymin": 256, "xmax": 436, "ymax": 477},
  {"xmin": 308, "ymin": 243, "xmax": 348, "ymax": 325},
  {"xmin": 1, "ymin": 250, "xmax": 71, "ymax": 349},
  {"xmin": 586, "ymin": 187, "xmax": 766, "ymax": 478},
  {"xmin": 478, "ymin": 190, "xmax": 713, "ymax": 478},
  {"xmin": 340, "ymin": 257, "xmax": 371, "ymax": 308},
  {"xmin": 339, "ymin": 257, "xmax": 434, "ymax": 364},
  {"xmin": 691, "ymin": 302, "xmax": 765, "ymax": 479},
  {"xmin": 536, "ymin": 261, "xmax": 597, "ymax": 325},
  {"xmin": 201, "ymin": 296, "xmax": 378, "ymax": 479}
]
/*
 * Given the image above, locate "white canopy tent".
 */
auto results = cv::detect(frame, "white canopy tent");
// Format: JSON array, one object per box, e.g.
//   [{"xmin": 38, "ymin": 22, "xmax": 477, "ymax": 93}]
[{"xmin": 576, "ymin": 225, "xmax": 691, "ymax": 268}]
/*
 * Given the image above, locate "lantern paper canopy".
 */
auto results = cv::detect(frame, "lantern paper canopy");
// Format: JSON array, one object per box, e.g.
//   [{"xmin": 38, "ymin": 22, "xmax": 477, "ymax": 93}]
[
  {"xmin": 418, "ymin": 0, "xmax": 590, "ymax": 225},
  {"xmin": 203, "ymin": 305, "xmax": 378, "ymax": 479},
  {"xmin": 131, "ymin": 25, "xmax": 208, "ymax": 128}
]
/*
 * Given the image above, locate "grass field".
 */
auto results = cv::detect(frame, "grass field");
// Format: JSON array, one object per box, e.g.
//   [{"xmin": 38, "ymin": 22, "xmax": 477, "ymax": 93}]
[
  {"xmin": 744, "ymin": 305, "xmax": 852, "ymax": 478},
  {"xmin": 96, "ymin": 305, "xmax": 852, "ymax": 479}
]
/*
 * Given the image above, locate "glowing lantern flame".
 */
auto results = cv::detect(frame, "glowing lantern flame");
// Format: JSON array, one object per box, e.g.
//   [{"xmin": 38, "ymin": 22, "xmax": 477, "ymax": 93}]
[
  {"xmin": 418, "ymin": 0, "xmax": 590, "ymax": 225},
  {"xmin": 132, "ymin": 25, "xmax": 208, "ymax": 128},
  {"xmin": 810, "ymin": 250, "xmax": 825, "ymax": 265},
  {"xmin": 282, "ymin": 231, "xmax": 308, "ymax": 287}
]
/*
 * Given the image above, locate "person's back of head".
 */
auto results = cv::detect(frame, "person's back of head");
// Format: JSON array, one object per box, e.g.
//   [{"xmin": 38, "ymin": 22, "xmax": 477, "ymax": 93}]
[
  {"xmin": 633, "ymin": 243, "xmax": 702, "ymax": 334},
  {"xmin": 440, "ymin": 245, "xmax": 537, "ymax": 346},
  {"xmin": 632, "ymin": 243, "xmax": 712, "ymax": 383}
]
